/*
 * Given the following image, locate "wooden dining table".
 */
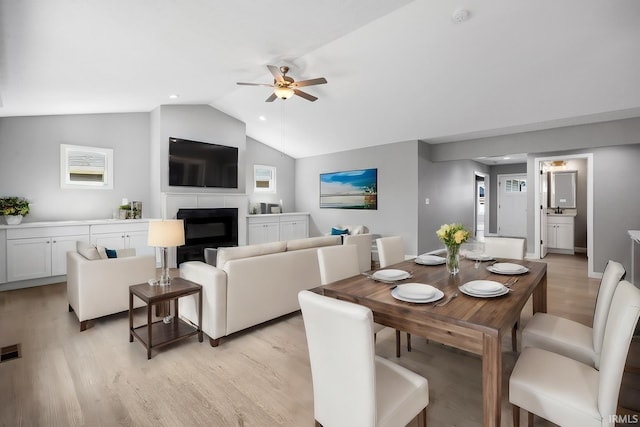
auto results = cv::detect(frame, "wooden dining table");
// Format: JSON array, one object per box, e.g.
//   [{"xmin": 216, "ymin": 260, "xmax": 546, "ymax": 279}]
[{"xmin": 315, "ymin": 256, "xmax": 547, "ymax": 427}]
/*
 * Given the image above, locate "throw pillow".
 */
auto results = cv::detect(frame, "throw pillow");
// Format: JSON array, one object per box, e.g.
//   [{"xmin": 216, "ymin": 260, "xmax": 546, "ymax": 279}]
[
  {"xmin": 105, "ymin": 248, "xmax": 118, "ymax": 259},
  {"xmin": 76, "ymin": 241, "xmax": 101, "ymax": 260},
  {"xmin": 96, "ymin": 245, "xmax": 108, "ymax": 259},
  {"xmin": 331, "ymin": 227, "xmax": 349, "ymax": 236}
]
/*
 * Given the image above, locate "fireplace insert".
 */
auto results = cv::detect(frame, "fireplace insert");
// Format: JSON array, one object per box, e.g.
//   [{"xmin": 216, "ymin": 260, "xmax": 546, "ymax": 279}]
[{"xmin": 176, "ymin": 208, "xmax": 238, "ymax": 264}]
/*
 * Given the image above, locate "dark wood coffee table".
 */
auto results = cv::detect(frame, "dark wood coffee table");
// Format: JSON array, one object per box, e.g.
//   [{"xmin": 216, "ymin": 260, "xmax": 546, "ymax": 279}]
[{"xmin": 129, "ymin": 277, "xmax": 203, "ymax": 359}]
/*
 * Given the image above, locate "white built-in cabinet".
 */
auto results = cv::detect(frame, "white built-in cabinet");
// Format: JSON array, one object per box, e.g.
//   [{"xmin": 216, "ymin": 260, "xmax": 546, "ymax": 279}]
[
  {"xmin": 247, "ymin": 213, "xmax": 309, "ymax": 245},
  {"xmin": 1, "ymin": 219, "xmax": 155, "ymax": 286},
  {"xmin": 546, "ymin": 215, "xmax": 575, "ymax": 254},
  {"xmin": 5, "ymin": 225, "xmax": 90, "ymax": 282},
  {"xmin": 90, "ymin": 222, "xmax": 155, "ymax": 257}
]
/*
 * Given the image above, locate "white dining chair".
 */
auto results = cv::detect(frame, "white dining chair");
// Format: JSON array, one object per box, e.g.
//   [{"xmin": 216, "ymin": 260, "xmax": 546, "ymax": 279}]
[
  {"xmin": 510, "ymin": 280, "xmax": 640, "ymax": 427},
  {"xmin": 376, "ymin": 236, "xmax": 412, "ymax": 354},
  {"xmin": 343, "ymin": 233, "xmax": 373, "ymax": 273},
  {"xmin": 482, "ymin": 236, "xmax": 525, "ymax": 260},
  {"xmin": 298, "ymin": 290, "xmax": 429, "ymax": 427},
  {"xmin": 376, "ymin": 236, "xmax": 405, "ymax": 268},
  {"xmin": 317, "ymin": 245, "xmax": 401, "ymax": 356},
  {"xmin": 521, "ymin": 260, "xmax": 626, "ymax": 368}
]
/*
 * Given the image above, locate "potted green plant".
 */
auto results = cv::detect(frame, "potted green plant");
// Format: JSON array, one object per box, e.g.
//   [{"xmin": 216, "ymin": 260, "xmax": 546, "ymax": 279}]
[{"xmin": 0, "ymin": 197, "xmax": 30, "ymax": 225}]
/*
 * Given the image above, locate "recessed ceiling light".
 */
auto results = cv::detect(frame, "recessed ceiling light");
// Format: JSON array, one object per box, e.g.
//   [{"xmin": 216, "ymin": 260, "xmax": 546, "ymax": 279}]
[
  {"xmin": 503, "ymin": 156, "xmax": 511, "ymax": 160},
  {"xmin": 259, "ymin": 116, "xmax": 266, "ymax": 121},
  {"xmin": 452, "ymin": 8, "xmax": 470, "ymax": 23},
  {"xmin": 168, "ymin": 94, "xmax": 179, "ymax": 99}
]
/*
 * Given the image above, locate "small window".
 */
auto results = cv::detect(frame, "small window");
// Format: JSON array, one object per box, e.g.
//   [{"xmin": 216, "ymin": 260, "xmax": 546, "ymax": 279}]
[
  {"xmin": 253, "ymin": 165, "xmax": 276, "ymax": 193},
  {"xmin": 505, "ymin": 179, "xmax": 526, "ymax": 193},
  {"xmin": 60, "ymin": 144, "xmax": 113, "ymax": 189}
]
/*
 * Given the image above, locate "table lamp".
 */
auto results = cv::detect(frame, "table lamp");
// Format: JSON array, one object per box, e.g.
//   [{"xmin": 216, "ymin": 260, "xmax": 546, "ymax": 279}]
[{"xmin": 147, "ymin": 219, "xmax": 185, "ymax": 286}]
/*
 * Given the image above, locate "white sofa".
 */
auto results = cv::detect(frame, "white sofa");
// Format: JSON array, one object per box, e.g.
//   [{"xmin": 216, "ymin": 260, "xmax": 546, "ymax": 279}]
[
  {"xmin": 178, "ymin": 235, "xmax": 341, "ymax": 346},
  {"xmin": 67, "ymin": 246, "xmax": 156, "ymax": 331}
]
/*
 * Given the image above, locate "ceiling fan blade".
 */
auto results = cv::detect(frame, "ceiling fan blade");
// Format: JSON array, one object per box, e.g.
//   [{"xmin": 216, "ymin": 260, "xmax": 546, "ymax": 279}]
[
  {"xmin": 293, "ymin": 89, "xmax": 318, "ymax": 102},
  {"xmin": 291, "ymin": 77, "xmax": 327, "ymax": 88},
  {"xmin": 265, "ymin": 93, "xmax": 278, "ymax": 102},
  {"xmin": 237, "ymin": 82, "xmax": 273, "ymax": 87},
  {"xmin": 267, "ymin": 65, "xmax": 284, "ymax": 83}
]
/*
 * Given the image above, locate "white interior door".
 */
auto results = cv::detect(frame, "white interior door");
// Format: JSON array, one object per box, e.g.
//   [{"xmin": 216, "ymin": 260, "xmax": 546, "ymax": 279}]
[
  {"xmin": 540, "ymin": 170, "xmax": 548, "ymax": 258},
  {"xmin": 497, "ymin": 174, "xmax": 527, "ymax": 237}
]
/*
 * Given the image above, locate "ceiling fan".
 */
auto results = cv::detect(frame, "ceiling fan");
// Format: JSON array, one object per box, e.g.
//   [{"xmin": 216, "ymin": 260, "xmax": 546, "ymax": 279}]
[{"xmin": 237, "ymin": 65, "xmax": 327, "ymax": 102}]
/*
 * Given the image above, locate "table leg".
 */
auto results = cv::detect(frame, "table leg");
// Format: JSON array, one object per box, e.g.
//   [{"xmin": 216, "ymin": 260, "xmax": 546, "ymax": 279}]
[
  {"xmin": 198, "ymin": 288, "xmax": 203, "ymax": 342},
  {"xmin": 147, "ymin": 303, "xmax": 152, "ymax": 360},
  {"xmin": 482, "ymin": 332, "xmax": 502, "ymax": 427},
  {"xmin": 129, "ymin": 291, "xmax": 134, "ymax": 343},
  {"xmin": 532, "ymin": 272, "xmax": 548, "ymax": 314}
]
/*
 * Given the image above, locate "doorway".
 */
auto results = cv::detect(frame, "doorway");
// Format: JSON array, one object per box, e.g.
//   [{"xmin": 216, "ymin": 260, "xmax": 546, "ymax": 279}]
[
  {"xmin": 534, "ymin": 153, "xmax": 594, "ymax": 277},
  {"xmin": 474, "ymin": 172, "xmax": 489, "ymax": 241}
]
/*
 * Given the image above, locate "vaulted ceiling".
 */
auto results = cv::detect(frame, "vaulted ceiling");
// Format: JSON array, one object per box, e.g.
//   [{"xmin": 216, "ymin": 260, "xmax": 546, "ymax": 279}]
[{"xmin": 2, "ymin": 0, "xmax": 639, "ymax": 158}]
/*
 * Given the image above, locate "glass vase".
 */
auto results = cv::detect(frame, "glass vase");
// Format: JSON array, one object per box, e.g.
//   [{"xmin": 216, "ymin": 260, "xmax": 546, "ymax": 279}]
[{"xmin": 446, "ymin": 245, "xmax": 460, "ymax": 275}]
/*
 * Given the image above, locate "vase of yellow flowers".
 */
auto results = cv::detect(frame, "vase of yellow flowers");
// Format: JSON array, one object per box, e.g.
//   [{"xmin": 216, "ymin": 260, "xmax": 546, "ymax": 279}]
[{"xmin": 436, "ymin": 223, "xmax": 470, "ymax": 275}]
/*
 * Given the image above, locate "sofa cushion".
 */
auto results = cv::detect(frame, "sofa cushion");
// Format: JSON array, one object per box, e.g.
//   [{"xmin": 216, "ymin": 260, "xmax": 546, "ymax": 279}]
[
  {"xmin": 287, "ymin": 235, "xmax": 341, "ymax": 251},
  {"xmin": 117, "ymin": 248, "xmax": 136, "ymax": 258},
  {"xmin": 77, "ymin": 241, "xmax": 101, "ymax": 260},
  {"xmin": 331, "ymin": 227, "xmax": 350, "ymax": 236},
  {"xmin": 105, "ymin": 248, "xmax": 118, "ymax": 258},
  {"xmin": 217, "ymin": 241, "xmax": 287, "ymax": 268}
]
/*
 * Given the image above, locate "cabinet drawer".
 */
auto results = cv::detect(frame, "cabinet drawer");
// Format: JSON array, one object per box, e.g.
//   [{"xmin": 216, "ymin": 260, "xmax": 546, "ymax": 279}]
[
  {"xmin": 279, "ymin": 215, "xmax": 308, "ymax": 223},
  {"xmin": 546, "ymin": 215, "xmax": 574, "ymax": 225},
  {"xmin": 7, "ymin": 225, "xmax": 90, "ymax": 239},
  {"xmin": 91, "ymin": 222, "xmax": 149, "ymax": 234},
  {"xmin": 247, "ymin": 216, "xmax": 279, "ymax": 225}
]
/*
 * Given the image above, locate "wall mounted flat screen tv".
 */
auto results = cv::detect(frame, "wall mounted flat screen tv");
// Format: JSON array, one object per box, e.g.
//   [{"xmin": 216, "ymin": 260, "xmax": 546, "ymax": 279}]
[{"xmin": 169, "ymin": 137, "xmax": 238, "ymax": 188}]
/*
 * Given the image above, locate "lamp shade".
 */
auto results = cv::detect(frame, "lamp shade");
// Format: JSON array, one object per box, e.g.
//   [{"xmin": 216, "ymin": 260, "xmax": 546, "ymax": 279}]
[
  {"xmin": 148, "ymin": 220, "xmax": 185, "ymax": 247},
  {"xmin": 274, "ymin": 86, "xmax": 294, "ymax": 99}
]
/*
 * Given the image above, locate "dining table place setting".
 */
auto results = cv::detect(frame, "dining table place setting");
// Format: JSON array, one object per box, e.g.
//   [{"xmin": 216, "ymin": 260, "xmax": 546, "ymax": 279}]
[
  {"xmin": 363, "ymin": 268, "xmax": 413, "ymax": 283},
  {"xmin": 390, "ymin": 283, "xmax": 444, "ymax": 304},
  {"xmin": 414, "ymin": 253, "xmax": 446, "ymax": 266},
  {"xmin": 486, "ymin": 262, "xmax": 529, "ymax": 275},
  {"xmin": 458, "ymin": 279, "xmax": 510, "ymax": 298}
]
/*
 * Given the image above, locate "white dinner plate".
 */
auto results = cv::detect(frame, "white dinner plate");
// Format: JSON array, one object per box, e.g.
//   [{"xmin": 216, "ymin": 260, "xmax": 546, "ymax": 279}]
[
  {"xmin": 464, "ymin": 280, "xmax": 506, "ymax": 295},
  {"xmin": 459, "ymin": 282, "xmax": 510, "ymax": 298},
  {"xmin": 395, "ymin": 283, "xmax": 437, "ymax": 300},
  {"xmin": 372, "ymin": 269, "xmax": 411, "ymax": 281},
  {"xmin": 415, "ymin": 254, "xmax": 446, "ymax": 265},
  {"xmin": 465, "ymin": 253, "xmax": 494, "ymax": 261},
  {"xmin": 487, "ymin": 262, "xmax": 529, "ymax": 275},
  {"xmin": 392, "ymin": 288, "xmax": 444, "ymax": 304}
]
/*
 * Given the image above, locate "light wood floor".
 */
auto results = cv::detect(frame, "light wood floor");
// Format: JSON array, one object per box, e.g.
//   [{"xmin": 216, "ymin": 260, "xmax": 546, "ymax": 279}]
[{"xmin": 0, "ymin": 254, "xmax": 636, "ymax": 426}]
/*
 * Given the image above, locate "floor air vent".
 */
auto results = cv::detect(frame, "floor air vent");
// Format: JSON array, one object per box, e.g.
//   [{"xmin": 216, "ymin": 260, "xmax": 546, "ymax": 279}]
[{"xmin": 1, "ymin": 344, "xmax": 21, "ymax": 362}]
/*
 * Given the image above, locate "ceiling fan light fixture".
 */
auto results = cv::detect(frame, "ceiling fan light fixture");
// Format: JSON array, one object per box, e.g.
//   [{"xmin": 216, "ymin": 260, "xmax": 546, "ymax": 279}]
[{"xmin": 274, "ymin": 86, "xmax": 294, "ymax": 100}]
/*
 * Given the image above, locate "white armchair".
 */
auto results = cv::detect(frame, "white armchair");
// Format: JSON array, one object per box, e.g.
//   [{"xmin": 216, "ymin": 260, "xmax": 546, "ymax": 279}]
[{"xmin": 67, "ymin": 249, "xmax": 156, "ymax": 331}]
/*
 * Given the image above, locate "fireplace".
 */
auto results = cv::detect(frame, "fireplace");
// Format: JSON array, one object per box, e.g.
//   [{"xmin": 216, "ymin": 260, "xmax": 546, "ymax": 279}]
[{"xmin": 176, "ymin": 208, "xmax": 238, "ymax": 265}]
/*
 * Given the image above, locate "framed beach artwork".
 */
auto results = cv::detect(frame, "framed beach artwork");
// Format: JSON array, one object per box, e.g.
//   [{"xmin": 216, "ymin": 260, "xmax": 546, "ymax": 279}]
[{"xmin": 319, "ymin": 168, "xmax": 377, "ymax": 210}]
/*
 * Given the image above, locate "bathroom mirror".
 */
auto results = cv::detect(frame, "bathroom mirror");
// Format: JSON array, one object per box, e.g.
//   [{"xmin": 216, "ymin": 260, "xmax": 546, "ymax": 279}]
[{"xmin": 550, "ymin": 170, "xmax": 576, "ymax": 208}]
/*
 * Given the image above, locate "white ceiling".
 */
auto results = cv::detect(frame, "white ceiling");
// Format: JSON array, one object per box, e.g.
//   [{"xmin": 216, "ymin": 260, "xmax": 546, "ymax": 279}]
[{"xmin": 2, "ymin": 0, "xmax": 640, "ymax": 159}]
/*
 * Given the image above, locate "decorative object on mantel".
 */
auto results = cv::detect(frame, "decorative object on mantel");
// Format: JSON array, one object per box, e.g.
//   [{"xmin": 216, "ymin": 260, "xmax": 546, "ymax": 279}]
[
  {"xmin": 436, "ymin": 223, "xmax": 470, "ymax": 275},
  {"xmin": 117, "ymin": 198, "xmax": 142, "ymax": 219},
  {"xmin": 0, "ymin": 196, "xmax": 30, "ymax": 225}
]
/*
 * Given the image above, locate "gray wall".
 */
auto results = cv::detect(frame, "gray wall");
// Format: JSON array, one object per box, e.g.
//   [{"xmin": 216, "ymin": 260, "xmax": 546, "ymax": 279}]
[
  {"xmin": 429, "ymin": 117, "xmax": 640, "ymax": 275},
  {"xmin": 245, "ymin": 137, "xmax": 295, "ymax": 214},
  {"xmin": 0, "ymin": 113, "xmax": 151, "ymax": 221},
  {"xmin": 295, "ymin": 141, "xmax": 419, "ymax": 255},
  {"xmin": 0, "ymin": 106, "xmax": 296, "ymax": 223},
  {"xmin": 418, "ymin": 143, "xmax": 489, "ymax": 253}
]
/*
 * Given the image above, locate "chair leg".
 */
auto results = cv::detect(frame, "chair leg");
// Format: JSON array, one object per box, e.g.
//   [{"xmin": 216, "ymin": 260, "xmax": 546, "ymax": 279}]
[
  {"xmin": 512, "ymin": 404, "xmax": 520, "ymax": 427},
  {"xmin": 527, "ymin": 411, "xmax": 534, "ymax": 427},
  {"xmin": 512, "ymin": 320, "xmax": 519, "ymax": 352},
  {"xmin": 407, "ymin": 332, "xmax": 412, "ymax": 352},
  {"xmin": 395, "ymin": 329, "xmax": 401, "ymax": 357},
  {"xmin": 417, "ymin": 407, "xmax": 427, "ymax": 427}
]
